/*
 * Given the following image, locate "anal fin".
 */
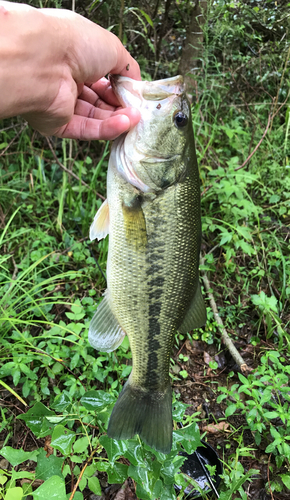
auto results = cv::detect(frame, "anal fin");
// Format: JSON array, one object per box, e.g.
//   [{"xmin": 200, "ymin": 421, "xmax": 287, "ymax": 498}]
[
  {"xmin": 178, "ymin": 282, "xmax": 207, "ymax": 333},
  {"xmin": 90, "ymin": 199, "xmax": 109, "ymax": 241},
  {"xmin": 88, "ymin": 290, "xmax": 125, "ymax": 352}
]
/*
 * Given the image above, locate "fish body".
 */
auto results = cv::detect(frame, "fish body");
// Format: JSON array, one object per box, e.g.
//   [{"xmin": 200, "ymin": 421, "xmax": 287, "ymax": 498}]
[{"xmin": 89, "ymin": 75, "xmax": 206, "ymax": 454}]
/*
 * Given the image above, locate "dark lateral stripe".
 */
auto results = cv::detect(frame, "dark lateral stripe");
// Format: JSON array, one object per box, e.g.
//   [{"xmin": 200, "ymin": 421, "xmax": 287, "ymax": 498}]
[
  {"xmin": 144, "ymin": 208, "xmax": 167, "ymax": 387},
  {"xmin": 148, "ymin": 276, "xmax": 164, "ymax": 288},
  {"xmin": 144, "ymin": 286, "xmax": 163, "ymax": 386}
]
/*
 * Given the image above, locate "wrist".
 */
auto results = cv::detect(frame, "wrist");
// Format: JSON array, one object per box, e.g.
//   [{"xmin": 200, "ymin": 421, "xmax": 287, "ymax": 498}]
[{"xmin": 0, "ymin": 1, "xmax": 72, "ymax": 120}]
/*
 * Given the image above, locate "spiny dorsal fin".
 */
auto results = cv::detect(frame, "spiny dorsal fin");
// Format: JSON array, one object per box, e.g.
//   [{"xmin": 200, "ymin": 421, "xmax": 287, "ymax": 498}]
[
  {"xmin": 88, "ymin": 290, "xmax": 125, "ymax": 352},
  {"xmin": 90, "ymin": 199, "xmax": 109, "ymax": 241},
  {"xmin": 178, "ymin": 282, "xmax": 207, "ymax": 333}
]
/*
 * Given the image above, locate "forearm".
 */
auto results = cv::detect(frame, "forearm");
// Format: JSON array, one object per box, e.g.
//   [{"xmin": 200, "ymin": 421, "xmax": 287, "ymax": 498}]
[
  {"xmin": 0, "ymin": 1, "xmax": 72, "ymax": 120},
  {"xmin": 0, "ymin": 1, "xmax": 140, "ymax": 138}
]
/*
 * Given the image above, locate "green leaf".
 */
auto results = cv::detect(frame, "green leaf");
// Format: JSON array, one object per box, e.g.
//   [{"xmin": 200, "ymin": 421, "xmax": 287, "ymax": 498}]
[
  {"xmin": 17, "ymin": 403, "xmax": 55, "ymax": 438},
  {"xmin": 4, "ymin": 487, "xmax": 24, "ymax": 500},
  {"xmin": 80, "ymin": 390, "xmax": 116, "ymax": 411},
  {"xmin": 220, "ymin": 230, "xmax": 233, "ymax": 245},
  {"xmin": 135, "ymin": 483, "xmax": 151, "ymax": 500},
  {"xmin": 0, "ymin": 475, "xmax": 7, "ymax": 486},
  {"xmin": 265, "ymin": 442, "xmax": 277, "ymax": 453},
  {"xmin": 281, "ymin": 474, "xmax": 290, "ymax": 489},
  {"xmin": 159, "ymin": 484, "xmax": 176, "ymax": 500},
  {"xmin": 172, "ymin": 401, "xmax": 190, "ymax": 421},
  {"xmin": 236, "ymin": 239, "xmax": 255, "ymax": 255},
  {"xmin": 236, "ymin": 225, "xmax": 251, "ymax": 240},
  {"xmin": 84, "ymin": 464, "xmax": 98, "ymax": 478},
  {"xmin": 140, "ymin": 9, "xmax": 154, "ymax": 27},
  {"xmin": 269, "ymin": 194, "xmax": 280, "ymax": 203},
  {"xmin": 123, "ymin": 441, "xmax": 144, "ymax": 467},
  {"xmin": 225, "ymin": 404, "xmax": 237, "ymax": 417},
  {"xmin": 11, "ymin": 470, "xmax": 35, "ymax": 481},
  {"xmin": 99, "ymin": 435, "xmax": 127, "ymax": 464},
  {"xmin": 51, "ymin": 425, "xmax": 76, "ymax": 455},
  {"xmin": 153, "ymin": 479, "xmax": 163, "ymax": 498},
  {"xmin": 129, "ymin": 465, "xmax": 152, "ymax": 499},
  {"xmin": 263, "ymin": 411, "xmax": 279, "ymax": 419},
  {"xmin": 96, "ymin": 461, "xmax": 110, "ymax": 472},
  {"xmin": 161, "ymin": 456, "xmax": 185, "ymax": 485},
  {"xmin": 173, "ymin": 423, "xmax": 201, "ymax": 454},
  {"xmin": 32, "ymin": 476, "xmax": 66, "ymax": 500},
  {"xmin": 238, "ymin": 373, "xmax": 249, "ymax": 385},
  {"xmin": 79, "ymin": 476, "xmax": 87, "ymax": 492},
  {"xmin": 13, "ymin": 370, "xmax": 21, "ymax": 387},
  {"xmin": 107, "ymin": 463, "xmax": 128, "ymax": 484},
  {"xmin": 35, "ymin": 449, "xmax": 64, "ymax": 481},
  {"xmin": 51, "ymin": 393, "xmax": 71, "ymax": 412},
  {"xmin": 73, "ymin": 436, "xmax": 89, "ymax": 454},
  {"xmin": 0, "ymin": 447, "xmax": 38, "ymax": 467},
  {"xmin": 87, "ymin": 476, "xmax": 102, "ymax": 495},
  {"xmin": 218, "ymin": 469, "xmax": 259, "ymax": 500},
  {"xmin": 66, "ymin": 494, "xmax": 83, "ymax": 500}
]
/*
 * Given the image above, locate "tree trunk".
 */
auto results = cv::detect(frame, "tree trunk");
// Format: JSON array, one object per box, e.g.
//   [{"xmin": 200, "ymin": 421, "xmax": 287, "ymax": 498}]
[{"xmin": 178, "ymin": 0, "xmax": 207, "ymax": 93}]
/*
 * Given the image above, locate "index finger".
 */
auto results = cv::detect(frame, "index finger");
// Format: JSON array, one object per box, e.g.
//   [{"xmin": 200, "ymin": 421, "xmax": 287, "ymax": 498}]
[{"xmin": 105, "ymin": 38, "xmax": 141, "ymax": 81}]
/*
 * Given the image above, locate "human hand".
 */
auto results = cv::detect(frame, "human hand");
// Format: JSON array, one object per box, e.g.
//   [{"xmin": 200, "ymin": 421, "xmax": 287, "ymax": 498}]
[
  {"xmin": 26, "ymin": 77, "xmax": 141, "ymax": 141},
  {"xmin": 0, "ymin": 2, "xmax": 141, "ymax": 140}
]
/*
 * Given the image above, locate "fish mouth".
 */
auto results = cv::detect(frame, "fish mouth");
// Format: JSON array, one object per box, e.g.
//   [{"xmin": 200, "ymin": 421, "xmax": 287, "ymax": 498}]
[{"xmin": 110, "ymin": 74, "xmax": 184, "ymax": 109}]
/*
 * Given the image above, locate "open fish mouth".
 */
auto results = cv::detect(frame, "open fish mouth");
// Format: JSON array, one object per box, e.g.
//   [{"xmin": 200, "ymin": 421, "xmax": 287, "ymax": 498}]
[{"xmin": 109, "ymin": 74, "xmax": 185, "ymax": 109}]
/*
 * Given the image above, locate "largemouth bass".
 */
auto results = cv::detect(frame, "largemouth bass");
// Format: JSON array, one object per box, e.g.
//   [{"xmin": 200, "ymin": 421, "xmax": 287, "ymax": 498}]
[{"xmin": 89, "ymin": 75, "xmax": 206, "ymax": 454}]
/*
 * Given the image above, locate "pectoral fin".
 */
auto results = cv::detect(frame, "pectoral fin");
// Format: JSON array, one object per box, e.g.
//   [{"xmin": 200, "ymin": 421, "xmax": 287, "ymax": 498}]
[
  {"xmin": 90, "ymin": 199, "xmax": 110, "ymax": 241},
  {"xmin": 88, "ymin": 290, "xmax": 125, "ymax": 352},
  {"xmin": 178, "ymin": 283, "xmax": 207, "ymax": 333}
]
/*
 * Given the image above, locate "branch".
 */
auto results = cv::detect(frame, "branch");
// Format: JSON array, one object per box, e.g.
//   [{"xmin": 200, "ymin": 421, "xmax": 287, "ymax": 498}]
[
  {"xmin": 200, "ymin": 254, "xmax": 249, "ymax": 373},
  {"xmin": 234, "ymin": 110, "xmax": 272, "ymax": 171},
  {"xmin": 0, "ymin": 122, "xmax": 28, "ymax": 157},
  {"xmin": 69, "ymin": 448, "xmax": 99, "ymax": 500}
]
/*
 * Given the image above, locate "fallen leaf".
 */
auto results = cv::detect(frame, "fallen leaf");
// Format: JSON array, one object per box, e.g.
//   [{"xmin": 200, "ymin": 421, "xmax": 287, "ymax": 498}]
[
  {"xmin": 185, "ymin": 340, "xmax": 204, "ymax": 354},
  {"xmin": 44, "ymin": 436, "xmax": 53, "ymax": 457},
  {"xmin": 201, "ymin": 422, "xmax": 229, "ymax": 433},
  {"xmin": 204, "ymin": 352, "xmax": 213, "ymax": 365}
]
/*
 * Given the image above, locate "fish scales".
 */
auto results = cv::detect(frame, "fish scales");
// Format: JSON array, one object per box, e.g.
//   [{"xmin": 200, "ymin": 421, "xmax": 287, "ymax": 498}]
[{"xmin": 88, "ymin": 75, "xmax": 206, "ymax": 453}]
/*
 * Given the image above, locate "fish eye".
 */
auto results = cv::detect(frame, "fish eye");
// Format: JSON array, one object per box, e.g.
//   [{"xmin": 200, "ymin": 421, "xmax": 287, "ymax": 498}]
[{"xmin": 174, "ymin": 111, "xmax": 188, "ymax": 129}]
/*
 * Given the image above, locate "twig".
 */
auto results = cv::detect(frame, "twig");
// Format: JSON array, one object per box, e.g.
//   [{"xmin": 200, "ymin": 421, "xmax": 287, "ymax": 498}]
[
  {"xmin": 176, "ymin": 341, "xmax": 186, "ymax": 357},
  {"xmin": 234, "ymin": 110, "xmax": 272, "ymax": 171},
  {"xmin": 0, "ymin": 122, "xmax": 28, "ymax": 157},
  {"xmin": 69, "ymin": 447, "xmax": 99, "ymax": 500},
  {"xmin": 46, "ymin": 137, "xmax": 105, "ymax": 200},
  {"xmin": 200, "ymin": 254, "xmax": 249, "ymax": 373}
]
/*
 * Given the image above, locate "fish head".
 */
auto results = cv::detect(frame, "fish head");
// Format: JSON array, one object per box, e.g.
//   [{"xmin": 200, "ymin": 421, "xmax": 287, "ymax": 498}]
[{"xmin": 110, "ymin": 75, "xmax": 194, "ymax": 192}]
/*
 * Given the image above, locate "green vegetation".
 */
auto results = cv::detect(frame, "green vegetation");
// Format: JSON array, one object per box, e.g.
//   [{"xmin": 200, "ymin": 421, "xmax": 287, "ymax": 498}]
[{"xmin": 1, "ymin": 0, "xmax": 290, "ymax": 499}]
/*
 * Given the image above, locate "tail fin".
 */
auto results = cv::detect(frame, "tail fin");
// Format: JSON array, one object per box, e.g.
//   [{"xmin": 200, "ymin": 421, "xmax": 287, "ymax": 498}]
[{"xmin": 107, "ymin": 380, "xmax": 172, "ymax": 454}]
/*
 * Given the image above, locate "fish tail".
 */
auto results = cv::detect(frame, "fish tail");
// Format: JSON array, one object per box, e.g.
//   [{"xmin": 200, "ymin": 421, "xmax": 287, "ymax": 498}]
[{"xmin": 107, "ymin": 380, "xmax": 172, "ymax": 454}]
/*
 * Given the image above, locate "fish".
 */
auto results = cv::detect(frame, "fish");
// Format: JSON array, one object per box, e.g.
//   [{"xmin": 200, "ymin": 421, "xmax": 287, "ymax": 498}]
[{"xmin": 88, "ymin": 75, "xmax": 206, "ymax": 454}]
